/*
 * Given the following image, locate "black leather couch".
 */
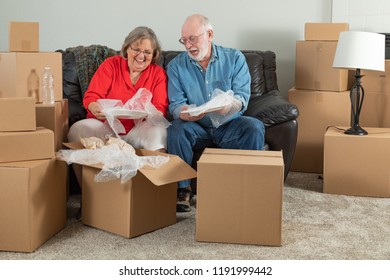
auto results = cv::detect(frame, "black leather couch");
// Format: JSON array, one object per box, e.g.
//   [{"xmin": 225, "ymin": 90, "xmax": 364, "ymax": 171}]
[{"xmin": 58, "ymin": 48, "xmax": 298, "ymax": 192}]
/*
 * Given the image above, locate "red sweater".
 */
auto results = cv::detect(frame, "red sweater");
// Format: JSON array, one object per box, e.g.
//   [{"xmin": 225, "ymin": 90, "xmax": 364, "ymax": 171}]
[{"xmin": 83, "ymin": 55, "xmax": 168, "ymax": 133}]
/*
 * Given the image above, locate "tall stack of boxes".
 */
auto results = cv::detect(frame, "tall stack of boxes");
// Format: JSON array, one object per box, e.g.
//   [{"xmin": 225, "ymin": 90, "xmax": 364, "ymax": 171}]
[
  {"xmin": 288, "ymin": 23, "xmax": 351, "ymax": 173},
  {"xmin": 0, "ymin": 22, "xmax": 68, "ymax": 252}
]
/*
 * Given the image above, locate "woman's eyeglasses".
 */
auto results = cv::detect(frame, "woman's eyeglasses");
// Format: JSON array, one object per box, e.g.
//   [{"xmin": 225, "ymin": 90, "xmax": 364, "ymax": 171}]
[{"xmin": 129, "ymin": 46, "xmax": 153, "ymax": 57}]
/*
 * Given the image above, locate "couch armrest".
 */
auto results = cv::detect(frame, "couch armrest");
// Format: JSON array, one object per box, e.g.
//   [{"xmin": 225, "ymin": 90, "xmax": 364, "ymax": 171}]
[{"xmin": 244, "ymin": 90, "xmax": 299, "ymax": 127}]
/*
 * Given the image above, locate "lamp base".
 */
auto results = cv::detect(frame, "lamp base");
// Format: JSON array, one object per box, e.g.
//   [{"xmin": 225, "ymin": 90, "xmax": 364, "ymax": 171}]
[{"xmin": 344, "ymin": 125, "xmax": 368, "ymax": 135}]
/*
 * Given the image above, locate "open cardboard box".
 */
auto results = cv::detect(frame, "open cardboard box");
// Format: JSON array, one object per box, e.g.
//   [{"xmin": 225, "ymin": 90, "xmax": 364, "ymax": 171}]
[{"xmin": 62, "ymin": 142, "xmax": 196, "ymax": 238}]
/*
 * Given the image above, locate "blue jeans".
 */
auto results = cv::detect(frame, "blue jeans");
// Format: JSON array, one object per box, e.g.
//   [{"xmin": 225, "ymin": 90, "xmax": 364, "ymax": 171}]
[{"xmin": 167, "ymin": 116, "xmax": 265, "ymax": 189}]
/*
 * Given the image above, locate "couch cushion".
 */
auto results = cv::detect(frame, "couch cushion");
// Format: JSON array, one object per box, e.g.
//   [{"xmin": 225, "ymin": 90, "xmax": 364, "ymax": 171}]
[
  {"xmin": 245, "ymin": 90, "xmax": 299, "ymax": 127},
  {"xmin": 242, "ymin": 52, "xmax": 266, "ymax": 96}
]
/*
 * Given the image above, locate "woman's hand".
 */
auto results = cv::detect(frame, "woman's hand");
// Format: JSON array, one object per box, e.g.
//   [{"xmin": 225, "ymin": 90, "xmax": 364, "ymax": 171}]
[{"xmin": 88, "ymin": 102, "xmax": 106, "ymax": 120}]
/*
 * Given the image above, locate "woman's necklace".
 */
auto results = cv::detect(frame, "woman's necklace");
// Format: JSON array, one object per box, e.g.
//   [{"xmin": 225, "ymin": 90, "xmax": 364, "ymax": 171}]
[{"xmin": 130, "ymin": 71, "xmax": 142, "ymax": 85}]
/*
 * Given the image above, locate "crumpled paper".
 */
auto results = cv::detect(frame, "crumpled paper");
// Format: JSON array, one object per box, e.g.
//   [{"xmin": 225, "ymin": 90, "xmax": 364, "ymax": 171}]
[
  {"xmin": 56, "ymin": 137, "xmax": 169, "ymax": 183},
  {"xmin": 183, "ymin": 89, "xmax": 242, "ymax": 128},
  {"xmin": 98, "ymin": 88, "xmax": 171, "ymax": 137}
]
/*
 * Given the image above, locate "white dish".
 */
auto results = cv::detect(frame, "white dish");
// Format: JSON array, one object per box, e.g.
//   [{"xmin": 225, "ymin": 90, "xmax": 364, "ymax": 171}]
[
  {"xmin": 110, "ymin": 109, "xmax": 148, "ymax": 119},
  {"xmin": 182, "ymin": 103, "xmax": 229, "ymax": 116}
]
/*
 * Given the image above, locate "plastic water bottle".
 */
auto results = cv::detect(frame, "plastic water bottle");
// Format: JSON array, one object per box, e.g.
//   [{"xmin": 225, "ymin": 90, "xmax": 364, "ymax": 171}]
[{"xmin": 42, "ymin": 66, "xmax": 55, "ymax": 104}]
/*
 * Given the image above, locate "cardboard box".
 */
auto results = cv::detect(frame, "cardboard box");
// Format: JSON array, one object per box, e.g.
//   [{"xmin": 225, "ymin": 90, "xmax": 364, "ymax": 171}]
[
  {"xmin": 0, "ymin": 52, "xmax": 62, "ymax": 102},
  {"xmin": 0, "ymin": 127, "xmax": 54, "ymax": 163},
  {"xmin": 305, "ymin": 22, "xmax": 349, "ymax": 41},
  {"xmin": 8, "ymin": 22, "xmax": 39, "ymax": 52},
  {"xmin": 295, "ymin": 41, "xmax": 349, "ymax": 91},
  {"xmin": 360, "ymin": 60, "xmax": 390, "ymax": 93},
  {"xmin": 196, "ymin": 148, "xmax": 284, "ymax": 246},
  {"xmin": 36, "ymin": 99, "xmax": 69, "ymax": 151},
  {"xmin": 288, "ymin": 88, "xmax": 351, "ymax": 173},
  {"xmin": 0, "ymin": 97, "xmax": 36, "ymax": 132},
  {"xmin": 360, "ymin": 90, "xmax": 390, "ymax": 128},
  {"xmin": 0, "ymin": 158, "xmax": 67, "ymax": 252},
  {"xmin": 62, "ymin": 143, "xmax": 197, "ymax": 238},
  {"xmin": 324, "ymin": 127, "xmax": 390, "ymax": 197}
]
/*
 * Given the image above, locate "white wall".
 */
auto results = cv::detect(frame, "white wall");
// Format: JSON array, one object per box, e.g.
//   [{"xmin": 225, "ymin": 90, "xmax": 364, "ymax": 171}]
[
  {"xmin": 0, "ymin": 0, "xmax": 332, "ymax": 96},
  {"xmin": 332, "ymin": 0, "xmax": 390, "ymax": 32}
]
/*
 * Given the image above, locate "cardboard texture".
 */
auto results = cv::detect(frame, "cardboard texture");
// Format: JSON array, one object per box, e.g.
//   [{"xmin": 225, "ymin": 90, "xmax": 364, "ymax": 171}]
[
  {"xmin": 357, "ymin": 61, "xmax": 390, "ymax": 128},
  {"xmin": 196, "ymin": 148, "xmax": 284, "ymax": 246},
  {"xmin": 0, "ymin": 97, "xmax": 36, "ymax": 132},
  {"xmin": 8, "ymin": 22, "xmax": 39, "ymax": 52},
  {"xmin": 0, "ymin": 158, "xmax": 67, "ymax": 252},
  {"xmin": 304, "ymin": 22, "xmax": 349, "ymax": 41},
  {"xmin": 295, "ymin": 41, "xmax": 349, "ymax": 91},
  {"xmin": 361, "ymin": 60, "xmax": 390, "ymax": 93},
  {"xmin": 0, "ymin": 127, "xmax": 54, "ymax": 163},
  {"xmin": 323, "ymin": 127, "xmax": 390, "ymax": 198},
  {"xmin": 360, "ymin": 90, "xmax": 390, "ymax": 128},
  {"xmin": 288, "ymin": 88, "xmax": 351, "ymax": 173},
  {"xmin": 60, "ymin": 143, "xmax": 197, "ymax": 238},
  {"xmin": 36, "ymin": 99, "xmax": 69, "ymax": 151},
  {"xmin": 0, "ymin": 52, "xmax": 62, "ymax": 102}
]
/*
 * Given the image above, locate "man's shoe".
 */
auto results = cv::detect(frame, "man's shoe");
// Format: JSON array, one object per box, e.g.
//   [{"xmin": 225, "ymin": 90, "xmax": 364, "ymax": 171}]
[{"xmin": 177, "ymin": 186, "xmax": 192, "ymax": 212}]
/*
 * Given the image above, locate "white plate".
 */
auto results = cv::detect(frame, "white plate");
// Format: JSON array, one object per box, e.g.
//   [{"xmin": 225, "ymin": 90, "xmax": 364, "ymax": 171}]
[
  {"xmin": 182, "ymin": 103, "xmax": 229, "ymax": 116},
  {"xmin": 110, "ymin": 109, "xmax": 148, "ymax": 119}
]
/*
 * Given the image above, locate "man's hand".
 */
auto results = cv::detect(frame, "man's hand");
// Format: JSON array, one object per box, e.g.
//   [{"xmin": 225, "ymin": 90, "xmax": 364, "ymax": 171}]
[{"xmin": 179, "ymin": 106, "xmax": 205, "ymax": 121}]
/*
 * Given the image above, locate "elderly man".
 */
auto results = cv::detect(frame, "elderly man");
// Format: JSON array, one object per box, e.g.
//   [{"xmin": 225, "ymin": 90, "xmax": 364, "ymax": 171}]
[{"xmin": 167, "ymin": 14, "xmax": 265, "ymax": 212}]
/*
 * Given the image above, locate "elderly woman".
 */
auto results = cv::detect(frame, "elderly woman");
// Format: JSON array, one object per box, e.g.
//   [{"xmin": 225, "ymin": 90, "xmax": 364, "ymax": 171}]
[{"xmin": 68, "ymin": 26, "xmax": 168, "ymax": 151}]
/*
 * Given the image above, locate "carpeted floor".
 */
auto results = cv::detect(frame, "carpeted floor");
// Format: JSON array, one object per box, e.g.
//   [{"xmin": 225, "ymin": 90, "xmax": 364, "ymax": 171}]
[{"xmin": 1, "ymin": 172, "xmax": 389, "ymax": 260}]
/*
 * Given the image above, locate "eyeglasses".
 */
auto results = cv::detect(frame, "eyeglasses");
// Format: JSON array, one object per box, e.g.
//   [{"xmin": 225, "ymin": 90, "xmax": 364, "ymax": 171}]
[
  {"xmin": 129, "ymin": 46, "xmax": 153, "ymax": 57},
  {"xmin": 178, "ymin": 33, "xmax": 205, "ymax": 45}
]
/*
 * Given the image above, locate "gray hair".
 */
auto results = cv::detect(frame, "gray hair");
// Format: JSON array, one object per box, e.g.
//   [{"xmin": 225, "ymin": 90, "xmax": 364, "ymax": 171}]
[{"xmin": 121, "ymin": 26, "xmax": 162, "ymax": 64}]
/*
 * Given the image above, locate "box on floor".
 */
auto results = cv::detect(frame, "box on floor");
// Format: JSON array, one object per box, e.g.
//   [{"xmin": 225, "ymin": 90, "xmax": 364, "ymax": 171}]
[
  {"xmin": 0, "ymin": 97, "xmax": 36, "ymax": 132},
  {"xmin": 288, "ymin": 88, "xmax": 351, "ymax": 173},
  {"xmin": 36, "ymin": 99, "xmax": 69, "ymax": 151},
  {"xmin": 196, "ymin": 148, "xmax": 284, "ymax": 246},
  {"xmin": 0, "ymin": 158, "xmax": 67, "ymax": 252},
  {"xmin": 63, "ymin": 142, "xmax": 197, "ymax": 239},
  {"xmin": 0, "ymin": 52, "xmax": 62, "ymax": 102},
  {"xmin": 324, "ymin": 127, "xmax": 390, "ymax": 198}
]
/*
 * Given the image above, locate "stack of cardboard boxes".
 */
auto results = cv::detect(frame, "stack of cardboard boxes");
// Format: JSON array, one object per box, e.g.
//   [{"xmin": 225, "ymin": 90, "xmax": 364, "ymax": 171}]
[
  {"xmin": 0, "ymin": 22, "xmax": 68, "ymax": 252},
  {"xmin": 288, "ymin": 23, "xmax": 352, "ymax": 173}
]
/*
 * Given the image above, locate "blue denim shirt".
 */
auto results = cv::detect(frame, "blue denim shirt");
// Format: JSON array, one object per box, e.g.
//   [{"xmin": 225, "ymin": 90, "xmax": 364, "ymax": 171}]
[{"xmin": 167, "ymin": 44, "xmax": 251, "ymax": 128}]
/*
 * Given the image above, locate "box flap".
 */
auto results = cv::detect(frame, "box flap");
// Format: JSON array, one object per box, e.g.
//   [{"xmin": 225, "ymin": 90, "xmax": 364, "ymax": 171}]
[
  {"xmin": 202, "ymin": 148, "xmax": 282, "ymax": 158},
  {"xmin": 61, "ymin": 142, "xmax": 197, "ymax": 186},
  {"xmin": 200, "ymin": 148, "xmax": 283, "ymax": 167}
]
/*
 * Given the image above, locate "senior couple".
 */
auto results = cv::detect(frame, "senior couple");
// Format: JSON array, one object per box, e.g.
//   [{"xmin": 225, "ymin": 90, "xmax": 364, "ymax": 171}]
[{"xmin": 68, "ymin": 14, "xmax": 265, "ymax": 213}]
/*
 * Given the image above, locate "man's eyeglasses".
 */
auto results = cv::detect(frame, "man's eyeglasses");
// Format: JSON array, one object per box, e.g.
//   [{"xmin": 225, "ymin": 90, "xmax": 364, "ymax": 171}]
[
  {"xmin": 129, "ymin": 46, "xmax": 153, "ymax": 57},
  {"xmin": 178, "ymin": 33, "xmax": 205, "ymax": 45}
]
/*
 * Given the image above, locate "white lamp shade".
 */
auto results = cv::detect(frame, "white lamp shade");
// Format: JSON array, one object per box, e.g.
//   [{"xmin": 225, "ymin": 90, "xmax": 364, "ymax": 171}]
[{"xmin": 333, "ymin": 31, "xmax": 385, "ymax": 72}]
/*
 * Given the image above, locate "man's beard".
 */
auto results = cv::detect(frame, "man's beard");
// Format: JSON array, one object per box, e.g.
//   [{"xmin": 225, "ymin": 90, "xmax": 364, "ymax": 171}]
[{"xmin": 188, "ymin": 39, "xmax": 209, "ymax": 61}]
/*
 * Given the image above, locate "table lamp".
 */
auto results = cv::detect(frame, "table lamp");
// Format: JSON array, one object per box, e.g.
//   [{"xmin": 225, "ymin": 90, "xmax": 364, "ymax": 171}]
[{"xmin": 333, "ymin": 31, "xmax": 385, "ymax": 135}]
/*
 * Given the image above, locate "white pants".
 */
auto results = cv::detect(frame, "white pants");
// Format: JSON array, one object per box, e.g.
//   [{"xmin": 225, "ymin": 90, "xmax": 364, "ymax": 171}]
[{"xmin": 67, "ymin": 118, "xmax": 167, "ymax": 151}]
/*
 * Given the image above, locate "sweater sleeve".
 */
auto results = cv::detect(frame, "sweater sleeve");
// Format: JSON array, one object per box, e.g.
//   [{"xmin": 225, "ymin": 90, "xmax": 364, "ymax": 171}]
[{"xmin": 150, "ymin": 66, "xmax": 168, "ymax": 117}]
